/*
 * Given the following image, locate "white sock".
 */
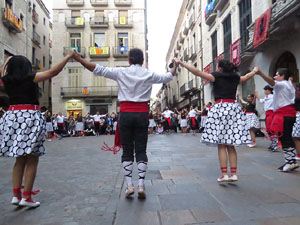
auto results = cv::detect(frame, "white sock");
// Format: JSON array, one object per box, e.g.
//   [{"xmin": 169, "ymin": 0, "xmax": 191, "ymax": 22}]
[
  {"xmin": 122, "ymin": 161, "xmax": 133, "ymax": 186},
  {"xmin": 137, "ymin": 161, "xmax": 147, "ymax": 186}
]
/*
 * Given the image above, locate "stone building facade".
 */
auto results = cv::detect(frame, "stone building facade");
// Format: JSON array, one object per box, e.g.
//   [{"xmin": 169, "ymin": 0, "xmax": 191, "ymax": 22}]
[
  {"xmin": 0, "ymin": 0, "xmax": 52, "ymax": 109},
  {"xmin": 51, "ymin": 0, "xmax": 148, "ymax": 116}
]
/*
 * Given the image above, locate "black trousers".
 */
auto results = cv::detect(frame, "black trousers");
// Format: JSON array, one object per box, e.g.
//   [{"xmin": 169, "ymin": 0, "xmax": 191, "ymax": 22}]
[
  {"xmin": 94, "ymin": 122, "xmax": 100, "ymax": 134},
  {"xmin": 280, "ymin": 116, "xmax": 296, "ymax": 149},
  {"xmin": 119, "ymin": 112, "xmax": 149, "ymax": 162}
]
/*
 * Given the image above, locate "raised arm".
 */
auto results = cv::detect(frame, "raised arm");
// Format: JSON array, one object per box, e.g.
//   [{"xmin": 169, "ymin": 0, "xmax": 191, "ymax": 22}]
[
  {"xmin": 239, "ymin": 67, "xmax": 258, "ymax": 84},
  {"xmin": 237, "ymin": 93, "xmax": 247, "ymax": 105},
  {"xmin": 73, "ymin": 50, "xmax": 96, "ymax": 72},
  {"xmin": 34, "ymin": 52, "xmax": 74, "ymax": 83},
  {"xmin": 257, "ymin": 68, "xmax": 275, "ymax": 86},
  {"xmin": 175, "ymin": 59, "xmax": 215, "ymax": 82}
]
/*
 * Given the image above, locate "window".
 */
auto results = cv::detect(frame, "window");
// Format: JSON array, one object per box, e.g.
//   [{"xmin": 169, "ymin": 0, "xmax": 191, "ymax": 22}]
[
  {"xmin": 43, "ymin": 35, "xmax": 46, "ymax": 45},
  {"xmin": 95, "ymin": 10, "xmax": 104, "ymax": 20},
  {"xmin": 70, "ymin": 33, "xmax": 82, "ymax": 52},
  {"xmin": 43, "ymin": 56, "xmax": 45, "ymax": 68},
  {"xmin": 239, "ymin": 0, "xmax": 252, "ymax": 50},
  {"xmin": 94, "ymin": 33, "xmax": 105, "ymax": 47},
  {"xmin": 71, "ymin": 10, "xmax": 81, "ymax": 24},
  {"xmin": 32, "ymin": 47, "xmax": 36, "ymax": 65},
  {"xmin": 68, "ymin": 68, "xmax": 82, "ymax": 88},
  {"xmin": 223, "ymin": 15, "xmax": 232, "ymax": 60},
  {"xmin": 43, "ymin": 17, "xmax": 46, "ymax": 25},
  {"xmin": 119, "ymin": 10, "xmax": 128, "ymax": 24},
  {"xmin": 5, "ymin": 0, "xmax": 12, "ymax": 9},
  {"xmin": 211, "ymin": 31, "xmax": 218, "ymax": 72},
  {"xmin": 117, "ymin": 33, "xmax": 129, "ymax": 53}
]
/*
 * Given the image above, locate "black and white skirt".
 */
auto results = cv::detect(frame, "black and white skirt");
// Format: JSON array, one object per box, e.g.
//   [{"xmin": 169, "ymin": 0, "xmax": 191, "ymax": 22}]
[
  {"xmin": 245, "ymin": 113, "xmax": 260, "ymax": 129},
  {"xmin": 0, "ymin": 109, "xmax": 46, "ymax": 157},
  {"xmin": 149, "ymin": 119, "xmax": 156, "ymax": 128},
  {"xmin": 292, "ymin": 112, "xmax": 300, "ymax": 138},
  {"xmin": 201, "ymin": 102, "xmax": 252, "ymax": 146}
]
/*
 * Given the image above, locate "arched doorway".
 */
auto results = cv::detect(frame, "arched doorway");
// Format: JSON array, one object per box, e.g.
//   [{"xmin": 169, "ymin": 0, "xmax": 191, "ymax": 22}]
[{"xmin": 275, "ymin": 52, "xmax": 299, "ymax": 82}]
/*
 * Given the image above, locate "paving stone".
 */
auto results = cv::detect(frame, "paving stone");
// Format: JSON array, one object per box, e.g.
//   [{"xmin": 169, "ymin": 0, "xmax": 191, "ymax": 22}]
[
  {"xmin": 159, "ymin": 209, "xmax": 197, "ymax": 225},
  {"xmin": 190, "ymin": 208, "xmax": 231, "ymax": 223},
  {"xmin": 160, "ymin": 166, "xmax": 200, "ymax": 179},
  {"xmin": 114, "ymin": 211, "xmax": 160, "ymax": 225}
]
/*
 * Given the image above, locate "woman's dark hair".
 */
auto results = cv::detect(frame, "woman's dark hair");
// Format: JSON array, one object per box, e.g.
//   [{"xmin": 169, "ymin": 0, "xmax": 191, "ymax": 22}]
[
  {"xmin": 263, "ymin": 85, "xmax": 273, "ymax": 93},
  {"xmin": 248, "ymin": 94, "xmax": 255, "ymax": 98},
  {"xmin": 218, "ymin": 60, "xmax": 238, "ymax": 73},
  {"xmin": 277, "ymin": 68, "xmax": 290, "ymax": 80},
  {"xmin": 129, "ymin": 48, "xmax": 144, "ymax": 65},
  {"xmin": 2, "ymin": 55, "xmax": 35, "ymax": 85}
]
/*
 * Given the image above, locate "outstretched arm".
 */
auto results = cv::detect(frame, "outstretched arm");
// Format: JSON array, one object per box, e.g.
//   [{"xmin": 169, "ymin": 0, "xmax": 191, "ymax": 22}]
[
  {"xmin": 240, "ymin": 67, "xmax": 258, "ymax": 84},
  {"xmin": 257, "ymin": 68, "xmax": 275, "ymax": 86},
  {"xmin": 175, "ymin": 59, "xmax": 215, "ymax": 82},
  {"xmin": 73, "ymin": 50, "xmax": 96, "ymax": 72},
  {"xmin": 237, "ymin": 93, "xmax": 247, "ymax": 105},
  {"xmin": 34, "ymin": 52, "xmax": 74, "ymax": 83}
]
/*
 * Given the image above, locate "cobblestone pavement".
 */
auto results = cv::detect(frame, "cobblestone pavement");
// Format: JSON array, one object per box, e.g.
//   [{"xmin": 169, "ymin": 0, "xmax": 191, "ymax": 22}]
[{"xmin": 1, "ymin": 134, "xmax": 300, "ymax": 225}]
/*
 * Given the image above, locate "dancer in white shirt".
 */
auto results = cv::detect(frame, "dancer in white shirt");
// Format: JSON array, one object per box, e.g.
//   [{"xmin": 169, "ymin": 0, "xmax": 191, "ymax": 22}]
[
  {"xmin": 73, "ymin": 48, "xmax": 177, "ymax": 199},
  {"xmin": 255, "ymin": 86, "xmax": 278, "ymax": 151},
  {"xmin": 90, "ymin": 112, "xmax": 103, "ymax": 136},
  {"xmin": 56, "ymin": 112, "xmax": 66, "ymax": 140},
  {"xmin": 162, "ymin": 107, "xmax": 174, "ymax": 134},
  {"xmin": 188, "ymin": 106, "xmax": 199, "ymax": 135}
]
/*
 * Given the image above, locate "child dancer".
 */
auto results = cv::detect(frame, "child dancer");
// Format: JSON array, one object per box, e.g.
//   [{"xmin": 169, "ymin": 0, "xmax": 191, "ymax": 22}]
[
  {"xmin": 73, "ymin": 48, "xmax": 177, "ymax": 198},
  {"xmin": 148, "ymin": 111, "xmax": 156, "ymax": 134},
  {"xmin": 257, "ymin": 68, "xmax": 298, "ymax": 172},
  {"xmin": 188, "ymin": 106, "xmax": 199, "ymax": 135},
  {"xmin": 255, "ymin": 86, "xmax": 278, "ymax": 151},
  {"xmin": 179, "ymin": 109, "xmax": 188, "ymax": 135},
  {"xmin": 175, "ymin": 59, "xmax": 256, "ymax": 182},
  {"xmin": 238, "ymin": 93, "xmax": 260, "ymax": 148},
  {"xmin": 0, "ymin": 52, "xmax": 74, "ymax": 207}
]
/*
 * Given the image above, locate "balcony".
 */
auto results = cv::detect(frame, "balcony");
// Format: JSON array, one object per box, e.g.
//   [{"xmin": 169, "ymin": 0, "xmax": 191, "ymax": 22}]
[
  {"xmin": 49, "ymin": 40, "xmax": 52, "ymax": 48},
  {"xmin": 90, "ymin": 17, "xmax": 109, "ymax": 28},
  {"xmin": 63, "ymin": 47, "xmax": 86, "ymax": 58},
  {"xmin": 189, "ymin": 13, "xmax": 195, "ymax": 29},
  {"xmin": 90, "ymin": 0, "xmax": 108, "ymax": 6},
  {"xmin": 49, "ymin": 55, "xmax": 52, "ymax": 64},
  {"xmin": 214, "ymin": 0, "xmax": 228, "ymax": 12},
  {"xmin": 61, "ymin": 86, "xmax": 118, "ymax": 98},
  {"xmin": 205, "ymin": 0, "xmax": 217, "ymax": 26},
  {"xmin": 180, "ymin": 83, "xmax": 187, "ymax": 96},
  {"xmin": 66, "ymin": 0, "xmax": 84, "ymax": 6},
  {"xmin": 183, "ymin": 21, "xmax": 189, "ymax": 35},
  {"xmin": 183, "ymin": 48, "xmax": 189, "ymax": 61},
  {"xmin": 113, "ymin": 46, "xmax": 130, "ymax": 58},
  {"xmin": 1, "ymin": 8, "xmax": 23, "ymax": 33},
  {"xmin": 187, "ymin": 0, "xmax": 195, "ymax": 11},
  {"xmin": 32, "ymin": 58, "xmax": 42, "ymax": 71},
  {"xmin": 32, "ymin": 31, "xmax": 41, "ymax": 45},
  {"xmin": 179, "ymin": 31, "xmax": 185, "ymax": 44},
  {"xmin": 114, "ymin": 16, "xmax": 133, "ymax": 28},
  {"xmin": 114, "ymin": 0, "xmax": 132, "ymax": 6},
  {"xmin": 65, "ymin": 17, "xmax": 85, "ymax": 28},
  {"xmin": 32, "ymin": 10, "xmax": 39, "ymax": 24},
  {"xmin": 89, "ymin": 46, "xmax": 110, "ymax": 58},
  {"xmin": 189, "ymin": 45, "xmax": 196, "ymax": 60},
  {"xmin": 174, "ymin": 49, "xmax": 179, "ymax": 57}
]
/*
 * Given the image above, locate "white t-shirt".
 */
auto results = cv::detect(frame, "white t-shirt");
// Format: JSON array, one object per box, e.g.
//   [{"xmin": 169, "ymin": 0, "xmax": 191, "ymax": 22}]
[
  {"xmin": 188, "ymin": 109, "xmax": 197, "ymax": 117},
  {"xmin": 57, "ymin": 115, "xmax": 65, "ymax": 123},
  {"xmin": 259, "ymin": 94, "xmax": 274, "ymax": 111},
  {"xmin": 162, "ymin": 110, "xmax": 174, "ymax": 118},
  {"xmin": 91, "ymin": 114, "xmax": 102, "ymax": 122},
  {"xmin": 272, "ymin": 80, "xmax": 295, "ymax": 111}
]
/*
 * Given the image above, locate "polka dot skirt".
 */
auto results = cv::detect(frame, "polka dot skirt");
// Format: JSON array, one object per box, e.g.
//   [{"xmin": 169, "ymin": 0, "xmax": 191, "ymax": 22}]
[
  {"xmin": 245, "ymin": 113, "xmax": 260, "ymax": 129},
  {"xmin": 292, "ymin": 112, "xmax": 300, "ymax": 138},
  {"xmin": 201, "ymin": 102, "xmax": 252, "ymax": 146},
  {"xmin": 0, "ymin": 110, "xmax": 46, "ymax": 157}
]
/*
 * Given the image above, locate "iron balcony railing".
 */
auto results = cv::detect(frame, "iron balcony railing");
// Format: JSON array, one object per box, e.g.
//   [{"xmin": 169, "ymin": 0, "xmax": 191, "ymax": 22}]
[
  {"xmin": 65, "ymin": 17, "xmax": 85, "ymax": 28},
  {"xmin": 63, "ymin": 47, "xmax": 86, "ymax": 58},
  {"xmin": 89, "ymin": 46, "xmax": 110, "ymax": 58},
  {"xmin": 2, "ymin": 8, "xmax": 23, "ymax": 33},
  {"xmin": 66, "ymin": 0, "xmax": 84, "ymax": 6},
  {"xmin": 90, "ymin": 0, "xmax": 108, "ymax": 6},
  {"xmin": 114, "ymin": 0, "xmax": 132, "ymax": 6},
  {"xmin": 90, "ymin": 16, "xmax": 109, "ymax": 28},
  {"xmin": 61, "ymin": 86, "xmax": 118, "ymax": 98},
  {"xmin": 114, "ymin": 16, "xmax": 133, "ymax": 28},
  {"xmin": 113, "ymin": 46, "xmax": 131, "ymax": 58},
  {"xmin": 32, "ymin": 10, "xmax": 39, "ymax": 23},
  {"xmin": 32, "ymin": 31, "xmax": 41, "ymax": 45}
]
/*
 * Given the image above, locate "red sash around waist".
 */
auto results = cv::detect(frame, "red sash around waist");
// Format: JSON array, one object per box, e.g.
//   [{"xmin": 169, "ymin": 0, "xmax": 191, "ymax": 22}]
[
  {"xmin": 270, "ymin": 105, "xmax": 296, "ymax": 136},
  {"xmin": 120, "ymin": 101, "xmax": 149, "ymax": 113},
  {"xmin": 265, "ymin": 110, "xmax": 274, "ymax": 133},
  {"xmin": 94, "ymin": 121, "xmax": 100, "ymax": 124},
  {"xmin": 190, "ymin": 117, "xmax": 196, "ymax": 127},
  {"xmin": 165, "ymin": 117, "xmax": 171, "ymax": 126},
  {"xmin": 246, "ymin": 112, "xmax": 255, "ymax": 114},
  {"xmin": 215, "ymin": 99, "xmax": 235, "ymax": 104},
  {"xmin": 8, "ymin": 105, "xmax": 40, "ymax": 111}
]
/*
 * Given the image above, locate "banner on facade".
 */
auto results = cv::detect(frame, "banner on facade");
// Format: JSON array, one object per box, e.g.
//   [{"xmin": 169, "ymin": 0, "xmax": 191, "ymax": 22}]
[
  {"xmin": 82, "ymin": 87, "xmax": 89, "ymax": 95},
  {"xmin": 230, "ymin": 39, "xmax": 241, "ymax": 66},
  {"xmin": 253, "ymin": 8, "xmax": 272, "ymax": 48},
  {"xmin": 120, "ymin": 16, "xmax": 126, "ymax": 25},
  {"xmin": 215, "ymin": 53, "xmax": 223, "ymax": 70},
  {"xmin": 75, "ymin": 17, "xmax": 84, "ymax": 26},
  {"xmin": 204, "ymin": 64, "xmax": 211, "ymax": 85}
]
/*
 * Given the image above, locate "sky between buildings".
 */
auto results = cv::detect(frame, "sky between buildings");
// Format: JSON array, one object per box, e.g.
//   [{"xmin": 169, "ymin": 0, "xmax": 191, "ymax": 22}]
[{"xmin": 43, "ymin": 0, "xmax": 182, "ymax": 99}]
